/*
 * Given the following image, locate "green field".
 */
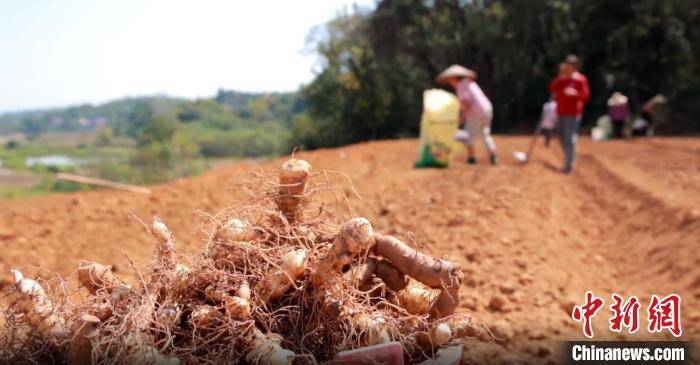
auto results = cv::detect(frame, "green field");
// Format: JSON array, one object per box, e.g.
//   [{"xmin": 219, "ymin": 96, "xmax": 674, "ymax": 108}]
[
  {"xmin": 0, "ymin": 91, "xmax": 301, "ymax": 198},
  {"xmin": 0, "ymin": 138, "xmax": 130, "ymax": 197}
]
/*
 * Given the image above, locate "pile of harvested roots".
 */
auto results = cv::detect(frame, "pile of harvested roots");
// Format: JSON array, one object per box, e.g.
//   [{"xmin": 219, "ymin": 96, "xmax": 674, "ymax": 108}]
[{"xmin": 1, "ymin": 159, "xmax": 485, "ymax": 364}]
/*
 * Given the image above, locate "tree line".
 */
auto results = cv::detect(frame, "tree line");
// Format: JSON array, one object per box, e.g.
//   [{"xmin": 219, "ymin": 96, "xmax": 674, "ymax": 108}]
[
  {"xmin": 296, "ymin": 0, "xmax": 700, "ymax": 149},
  {"xmin": 3, "ymin": 0, "xmax": 698, "ymax": 157}
]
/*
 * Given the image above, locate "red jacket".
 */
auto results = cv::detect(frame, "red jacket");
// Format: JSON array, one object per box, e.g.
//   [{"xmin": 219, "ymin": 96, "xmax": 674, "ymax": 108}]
[{"xmin": 548, "ymin": 72, "xmax": 590, "ymax": 117}]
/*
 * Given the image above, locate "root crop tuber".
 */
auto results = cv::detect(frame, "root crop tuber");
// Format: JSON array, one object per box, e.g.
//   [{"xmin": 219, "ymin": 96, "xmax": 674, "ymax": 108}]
[
  {"xmin": 1, "ymin": 157, "xmax": 486, "ymax": 364},
  {"xmin": 151, "ymin": 217, "xmax": 177, "ymax": 272},
  {"xmin": 147, "ymin": 217, "xmax": 181, "ymax": 306},
  {"xmin": 77, "ymin": 261, "xmax": 131, "ymax": 303},
  {"xmin": 236, "ymin": 280, "xmax": 251, "ymax": 301},
  {"xmin": 417, "ymin": 322, "xmax": 452, "ymax": 349},
  {"xmin": 9, "ymin": 270, "xmax": 67, "ymax": 338},
  {"xmin": 68, "ymin": 313, "xmax": 100, "ymax": 365},
  {"xmin": 447, "ymin": 314, "xmax": 484, "ymax": 338},
  {"xmin": 204, "ymin": 284, "xmax": 251, "ymax": 320},
  {"xmin": 217, "ymin": 218, "xmax": 257, "ymax": 242},
  {"xmin": 123, "ymin": 335, "xmax": 180, "ymax": 365},
  {"xmin": 374, "ymin": 258, "xmax": 409, "ymax": 291},
  {"xmin": 276, "ymin": 159, "xmax": 311, "ymax": 223},
  {"xmin": 431, "ymin": 285, "xmax": 461, "ymax": 319},
  {"xmin": 246, "ymin": 328, "xmax": 295, "ymax": 365},
  {"xmin": 352, "ymin": 313, "xmax": 391, "ymax": 346},
  {"xmin": 374, "ymin": 234, "xmax": 462, "ymax": 317},
  {"xmin": 259, "ymin": 249, "xmax": 309, "ymax": 303},
  {"xmin": 312, "ymin": 218, "xmax": 374, "ymax": 286},
  {"xmin": 398, "ymin": 280, "xmax": 438, "ymax": 315},
  {"xmin": 344, "ymin": 257, "xmax": 407, "ymax": 292},
  {"xmin": 343, "ymin": 257, "xmax": 377, "ymax": 290}
]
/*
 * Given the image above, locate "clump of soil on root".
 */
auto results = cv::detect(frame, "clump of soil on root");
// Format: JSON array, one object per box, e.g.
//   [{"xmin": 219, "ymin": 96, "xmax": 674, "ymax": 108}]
[{"xmin": 1, "ymin": 159, "xmax": 490, "ymax": 364}]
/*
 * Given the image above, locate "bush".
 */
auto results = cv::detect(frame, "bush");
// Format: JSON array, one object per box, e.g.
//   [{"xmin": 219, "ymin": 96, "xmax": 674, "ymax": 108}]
[
  {"xmin": 195, "ymin": 128, "xmax": 290, "ymax": 158},
  {"xmin": 138, "ymin": 115, "xmax": 178, "ymax": 146},
  {"xmin": 291, "ymin": 113, "xmax": 328, "ymax": 150},
  {"xmin": 95, "ymin": 126, "xmax": 114, "ymax": 146}
]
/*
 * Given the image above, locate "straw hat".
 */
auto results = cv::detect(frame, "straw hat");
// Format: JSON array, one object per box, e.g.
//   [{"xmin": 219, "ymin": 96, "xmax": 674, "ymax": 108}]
[
  {"xmin": 651, "ymin": 94, "xmax": 667, "ymax": 104},
  {"xmin": 607, "ymin": 92, "xmax": 628, "ymax": 106},
  {"xmin": 435, "ymin": 65, "xmax": 477, "ymax": 83}
]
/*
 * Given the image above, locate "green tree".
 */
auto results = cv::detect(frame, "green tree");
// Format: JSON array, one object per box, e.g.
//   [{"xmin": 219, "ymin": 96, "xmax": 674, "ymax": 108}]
[
  {"xmin": 137, "ymin": 115, "xmax": 178, "ymax": 146},
  {"xmin": 20, "ymin": 116, "xmax": 47, "ymax": 139},
  {"xmin": 130, "ymin": 142, "xmax": 173, "ymax": 183},
  {"xmin": 302, "ymin": 0, "xmax": 700, "ymax": 143},
  {"xmin": 126, "ymin": 101, "xmax": 155, "ymax": 137}
]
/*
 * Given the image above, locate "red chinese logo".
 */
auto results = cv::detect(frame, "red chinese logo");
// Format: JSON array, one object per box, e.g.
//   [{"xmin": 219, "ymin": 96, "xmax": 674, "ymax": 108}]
[
  {"xmin": 647, "ymin": 294, "xmax": 682, "ymax": 337},
  {"xmin": 609, "ymin": 293, "xmax": 640, "ymax": 333},
  {"xmin": 571, "ymin": 291, "xmax": 605, "ymax": 338},
  {"xmin": 572, "ymin": 292, "xmax": 682, "ymax": 338}
]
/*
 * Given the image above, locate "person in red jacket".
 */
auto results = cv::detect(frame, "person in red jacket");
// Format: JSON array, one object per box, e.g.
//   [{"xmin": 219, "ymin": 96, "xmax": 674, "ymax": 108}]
[{"xmin": 548, "ymin": 55, "xmax": 590, "ymax": 173}]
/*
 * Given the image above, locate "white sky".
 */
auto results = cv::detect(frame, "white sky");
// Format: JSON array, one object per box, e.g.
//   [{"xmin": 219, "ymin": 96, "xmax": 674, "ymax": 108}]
[{"xmin": 0, "ymin": 0, "xmax": 375, "ymax": 113}]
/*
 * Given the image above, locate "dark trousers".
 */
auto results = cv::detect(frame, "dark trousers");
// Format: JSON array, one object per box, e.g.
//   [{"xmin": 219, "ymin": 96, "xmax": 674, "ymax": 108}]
[
  {"xmin": 542, "ymin": 129, "xmax": 553, "ymax": 147},
  {"xmin": 612, "ymin": 119, "xmax": 625, "ymax": 138},
  {"xmin": 632, "ymin": 127, "xmax": 648, "ymax": 136},
  {"xmin": 633, "ymin": 111, "xmax": 653, "ymax": 137}
]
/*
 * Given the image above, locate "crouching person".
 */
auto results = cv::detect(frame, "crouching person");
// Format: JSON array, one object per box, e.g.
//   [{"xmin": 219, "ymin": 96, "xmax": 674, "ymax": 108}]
[{"xmin": 437, "ymin": 65, "xmax": 498, "ymax": 165}]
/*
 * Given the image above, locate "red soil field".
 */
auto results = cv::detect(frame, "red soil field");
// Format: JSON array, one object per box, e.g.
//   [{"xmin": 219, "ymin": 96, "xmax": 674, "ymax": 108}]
[{"xmin": 1, "ymin": 136, "xmax": 699, "ymax": 362}]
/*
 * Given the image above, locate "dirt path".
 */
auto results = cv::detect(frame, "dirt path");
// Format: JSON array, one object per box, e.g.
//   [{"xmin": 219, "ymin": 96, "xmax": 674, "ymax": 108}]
[{"xmin": 1, "ymin": 136, "xmax": 698, "ymax": 362}]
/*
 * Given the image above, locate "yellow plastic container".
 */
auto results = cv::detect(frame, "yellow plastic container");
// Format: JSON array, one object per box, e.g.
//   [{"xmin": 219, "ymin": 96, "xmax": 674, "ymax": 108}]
[{"xmin": 414, "ymin": 89, "xmax": 460, "ymax": 168}]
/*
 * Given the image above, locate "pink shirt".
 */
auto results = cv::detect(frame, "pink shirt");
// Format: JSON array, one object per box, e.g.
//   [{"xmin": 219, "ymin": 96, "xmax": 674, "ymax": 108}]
[
  {"xmin": 608, "ymin": 103, "xmax": 629, "ymax": 121},
  {"xmin": 456, "ymin": 78, "xmax": 492, "ymax": 121}
]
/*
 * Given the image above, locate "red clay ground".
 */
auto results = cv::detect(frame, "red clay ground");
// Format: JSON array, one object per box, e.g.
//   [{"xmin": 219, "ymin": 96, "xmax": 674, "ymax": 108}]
[{"xmin": 1, "ymin": 136, "xmax": 699, "ymax": 363}]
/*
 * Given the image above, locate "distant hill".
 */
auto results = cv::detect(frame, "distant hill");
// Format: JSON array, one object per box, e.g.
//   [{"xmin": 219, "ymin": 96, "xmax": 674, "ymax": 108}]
[
  {"xmin": 0, "ymin": 90, "xmax": 308, "ymax": 190},
  {"xmin": 0, "ymin": 96, "xmax": 181, "ymax": 135},
  {"xmin": 0, "ymin": 90, "xmax": 304, "ymax": 138}
]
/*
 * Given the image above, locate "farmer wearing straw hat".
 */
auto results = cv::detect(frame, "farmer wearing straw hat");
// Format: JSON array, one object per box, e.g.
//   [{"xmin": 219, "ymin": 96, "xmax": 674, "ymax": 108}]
[
  {"xmin": 608, "ymin": 92, "xmax": 630, "ymax": 139},
  {"xmin": 638, "ymin": 94, "xmax": 667, "ymax": 136},
  {"xmin": 436, "ymin": 65, "xmax": 498, "ymax": 165}
]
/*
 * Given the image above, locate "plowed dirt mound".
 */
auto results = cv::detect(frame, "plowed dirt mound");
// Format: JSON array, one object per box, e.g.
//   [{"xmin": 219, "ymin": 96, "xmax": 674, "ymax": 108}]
[{"xmin": 1, "ymin": 136, "xmax": 699, "ymax": 362}]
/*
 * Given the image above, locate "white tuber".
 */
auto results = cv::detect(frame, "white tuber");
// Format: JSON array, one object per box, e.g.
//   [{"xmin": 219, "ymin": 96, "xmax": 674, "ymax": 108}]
[
  {"xmin": 236, "ymin": 280, "xmax": 251, "ymax": 301},
  {"xmin": 398, "ymin": 280, "xmax": 438, "ymax": 315},
  {"xmin": 77, "ymin": 261, "xmax": 131, "ymax": 304},
  {"xmin": 276, "ymin": 159, "xmax": 311, "ymax": 223},
  {"xmin": 312, "ymin": 218, "xmax": 375, "ymax": 286},
  {"xmin": 123, "ymin": 334, "xmax": 180, "ymax": 365},
  {"xmin": 9, "ymin": 269, "xmax": 67, "ymax": 338},
  {"xmin": 204, "ymin": 284, "xmax": 251, "ymax": 320},
  {"xmin": 417, "ymin": 322, "xmax": 452, "ymax": 349},
  {"xmin": 353, "ymin": 313, "xmax": 391, "ymax": 346},
  {"xmin": 151, "ymin": 217, "xmax": 177, "ymax": 272},
  {"xmin": 246, "ymin": 328, "xmax": 295, "ymax": 365},
  {"xmin": 218, "ymin": 218, "xmax": 257, "ymax": 242},
  {"xmin": 259, "ymin": 249, "xmax": 309, "ymax": 303}
]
